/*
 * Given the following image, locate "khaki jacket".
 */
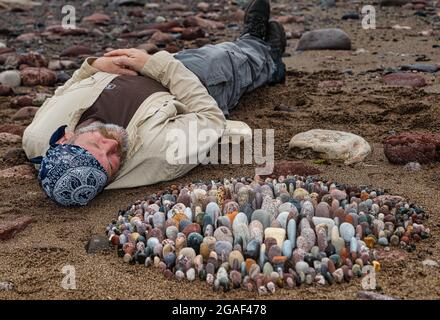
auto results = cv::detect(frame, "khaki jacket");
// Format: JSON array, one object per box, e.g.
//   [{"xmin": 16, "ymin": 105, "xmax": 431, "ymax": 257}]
[{"xmin": 23, "ymin": 51, "xmax": 250, "ymax": 189}]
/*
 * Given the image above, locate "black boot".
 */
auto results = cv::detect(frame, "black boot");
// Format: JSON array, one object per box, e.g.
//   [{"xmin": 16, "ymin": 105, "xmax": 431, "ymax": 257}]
[
  {"xmin": 266, "ymin": 20, "xmax": 287, "ymax": 85},
  {"xmin": 240, "ymin": 0, "xmax": 270, "ymax": 40}
]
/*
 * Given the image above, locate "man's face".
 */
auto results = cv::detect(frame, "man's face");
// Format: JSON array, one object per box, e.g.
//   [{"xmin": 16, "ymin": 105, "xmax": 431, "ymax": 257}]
[{"xmin": 58, "ymin": 123, "xmax": 128, "ymax": 179}]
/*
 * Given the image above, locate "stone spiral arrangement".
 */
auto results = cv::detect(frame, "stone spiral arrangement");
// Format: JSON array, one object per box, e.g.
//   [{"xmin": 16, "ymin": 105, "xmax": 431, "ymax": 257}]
[{"xmin": 105, "ymin": 175, "xmax": 430, "ymax": 294}]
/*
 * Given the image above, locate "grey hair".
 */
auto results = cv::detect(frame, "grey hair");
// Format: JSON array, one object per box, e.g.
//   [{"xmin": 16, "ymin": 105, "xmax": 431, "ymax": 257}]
[{"xmin": 68, "ymin": 122, "xmax": 130, "ymax": 168}]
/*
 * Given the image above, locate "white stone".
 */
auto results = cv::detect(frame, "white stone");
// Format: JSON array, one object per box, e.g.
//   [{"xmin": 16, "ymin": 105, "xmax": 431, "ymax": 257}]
[
  {"xmin": 289, "ymin": 129, "xmax": 371, "ymax": 165},
  {"xmin": 264, "ymin": 227, "xmax": 286, "ymax": 247},
  {"xmin": 0, "ymin": 70, "xmax": 21, "ymax": 88}
]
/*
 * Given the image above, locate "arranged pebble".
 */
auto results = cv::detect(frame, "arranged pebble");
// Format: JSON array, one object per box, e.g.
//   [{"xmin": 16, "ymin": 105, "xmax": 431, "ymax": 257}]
[{"xmin": 105, "ymin": 175, "xmax": 430, "ymax": 294}]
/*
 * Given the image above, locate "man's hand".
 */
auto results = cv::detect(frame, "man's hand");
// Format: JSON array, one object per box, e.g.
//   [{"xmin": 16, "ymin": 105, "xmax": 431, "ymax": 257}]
[
  {"xmin": 91, "ymin": 57, "xmax": 138, "ymax": 76},
  {"xmin": 104, "ymin": 48, "xmax": 151, "ymax": 73}
]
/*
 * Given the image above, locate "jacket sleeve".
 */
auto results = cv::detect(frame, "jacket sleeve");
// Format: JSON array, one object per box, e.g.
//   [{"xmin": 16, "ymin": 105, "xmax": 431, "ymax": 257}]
[
  {"xmin": 53, "ymin": 57, "xmax": 99, "ymax": 96},
  {"xmin": 139, "ymin": 51, "xmax": 226, "ymax": 122}
]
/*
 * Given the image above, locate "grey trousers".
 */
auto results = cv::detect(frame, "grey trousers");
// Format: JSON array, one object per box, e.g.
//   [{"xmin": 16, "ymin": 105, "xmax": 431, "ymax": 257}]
[{"xmin": 175, "ymin": 34, "xmax": 276, "ymax": 116}]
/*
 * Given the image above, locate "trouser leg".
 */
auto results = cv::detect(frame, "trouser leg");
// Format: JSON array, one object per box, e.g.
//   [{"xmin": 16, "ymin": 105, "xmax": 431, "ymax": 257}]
[{"xmin": 174, "ymin": 34, "xmax": 276, "ymax": 116}]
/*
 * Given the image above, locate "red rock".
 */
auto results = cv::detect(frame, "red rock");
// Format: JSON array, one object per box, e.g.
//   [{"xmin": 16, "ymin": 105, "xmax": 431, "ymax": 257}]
[
  {"xmin": 82, "ymin": 13, "xmax": 111, "ymax": 25},
  {"xmin": 384, "ymin": 132, "xmax": 440, "ymax": 164},
  {"xmin": 60, "ymin": 45, "xmax": 93, "ymax": 57},
  {"xmin": 10, "ymin": 95, "xmax": 34, "ymax": 108},
  {"xmin": 181, "ymin": 27, "xmax": 205, "ymax": 40},
  {"xmin": 0, "ymin": 216, "xmax": 35, "ymax": 241},
  {"xmin": 318, "ymin": 80, "xmax": 344, "ymax": 88},
  {"xmin": 197, "ymin": 2, "xmax": 210, "ymax": 12},
  {"xmin": 20, "ymin": 67, "xmax": 57, "ymax": 86},
  {"xmin": 0, "ymin": 84, "xmax": 13, "ymax": 96},
  {"xmin": 163, "ymin": 3, "xmax": 187, "ymax": 11},
  {"xmin": 183, "ymin": 16, "xmax": 225, "ymax": 29},
  {"xmin": 375, "ymin": 248, "xmax": 407, "ymax": 265},
  {"xmin": 383, "ymin": 72, "xmax": 426, "ymax": 87},
  {"xmin": 182, "ymin": 223, "xmax": 201, "ymax": 237},
  {"xmin": 136, "ymin": 43, "xmax": 159, "ymax": 54},
  {"xmin": 16, "ymin": 32, "xmax": 38, "ymax": 42},
  {"xmin": 150, "ymin": 31, "xmax": 174, "ymax": 45},
  {"xmin": 119, "ymin": 29, "xmax": 158, "ymax": 39},
  {"xmin": 164, "ymin": 44, "xmax": 179, "ymax": 53},
  {"xmin": 0, "ymin": 124, "xmax": 27, "ymax": 136},
  {"xmin": 17, "ymin": 52, "xmax": 47, "ymax": 68},
  {"xmin": 259, "ymin": 160, "xmax": 321, "ymax": 178},
  {"xmin": 128, "ymin": 8, "xmax": 145, "ymax": 18},
  {"xmin": 2, "ymin": 147, "xmax": 27, "ymax": 164},
  {"xmin": 145, "ymin": 21, "xmax": 181, "ymax": 32},
  {"xmin": 0, "ymin": 48, "xmax": 15, "ymax": 55},
  {"xmin": 0, "ymin": 164, "xmax": 35, "ymax": 179},
  {"xmin": 0, "ymin": 132, "xmax": 22, "ymax": 144},
  {"xmin": 12, "ymin": 106, "xmax": 39, "ymax": 121},
  {"xmin": 45, "ymin": 25, "xmax": 89, "ymax": 36}
]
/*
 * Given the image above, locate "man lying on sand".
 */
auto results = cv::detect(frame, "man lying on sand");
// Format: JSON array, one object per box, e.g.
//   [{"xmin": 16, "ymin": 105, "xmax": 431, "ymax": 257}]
[{"xmin": 23, "ymin": 0, "xmax": 286, "ymax": 207}]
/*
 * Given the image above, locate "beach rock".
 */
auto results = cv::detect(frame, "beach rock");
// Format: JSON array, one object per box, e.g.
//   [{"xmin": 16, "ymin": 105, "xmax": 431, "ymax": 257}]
[
  {"xmin": 383, "ymin": 73, "xmax": 426, "ymax": 88},
  {"xmin": 342, "ymin": 12, "xmax": 360, "ymax": 20},
  {"xmin": 0, "ymin": 70, "xmax": 21, "ymax": 87},
  {"xmin": 380, "ymin": 0, "xmax": 411, "ymax": 6},
  {"xmin": 0, "ymin": 164, "xmax": 35, "ymax": 179},
  {"xmin": 0, "ymin": 84, "xmax": 13, "ymax": 96},
  {"xmin": 233, "ymin": 222, "xmax": 250, "ymax": 248},
  {"xmin": 0, "ymin": 216, "xmax": 35, "ymax": 241},
  {"xmin": 401, "ymin": 64, "xmax": 439, "ymax": 73},
  {"xmin": 296, "ymin": 28, "xmax": 351, "ymax": 51},
  {"xmin": 85, "ymin": 235, "xmax": 111, "ymax": 253},
  {"xmin": 261, "ymin": 160, "xmax": 321, "ymax": 178},
  {"xmin": 245, "ymin": 239, "xmax": 260, "ymax": 260},
  {"xmin": 289, "ymin": 129, "xmax": 372, "ymax": 165},
  {"xmin": 287, "ymin": 219, "xmax": 297, "ymax": 247},
  {"xmin": 187, "ymin": 233, "xmax": 203, "ymax": 254},
  {"xmin": 215, "ymin": 241, "xmax": 233, "ymax": 261},
  {"xmin": 184, "ymin": 16, "xmax": 225, "ymax": 29},
  {"xmin": 82, "ymin": 13, "xmax": 111, "ymax": 25},
  {"xmin": 0, "ymin": 132, "xmax": 22, "ymax": 144},
  {"xmin": 264, "ymin": 228, "xmax": 286, "ymax": 247},
  {"xmin": 214, "ymin": 226, "xmax": 233, "ymax": 244},
  {"xmin": 228, "ymin": 250, "xmax": 244, "ymax": 266},
  {"xmin": 384, "ymin": 133, "xmax": 440, "ymax": 165},
  {"xmin": 248, "ymin": 220, "xmax": 264, "ymax": 243},
  {"xmin": 60, "ymin": 45, "xmax": 94, "ymax": 57},
  {"xmin": 165, "ymin": 226, "xmax": 178, "ymax": 241},
  {"xmin": 251, "ymin": 209, "xmax": 271, "ymax": 230},
  {"xmin": 12, "ymin": 106, "xmax": 38, "ymax": 121},
  {"xmin": 2, "ymin": 147, "xmax": 27, "ymax": 164},
  {"xmin": 182, "ymin": 223, "xmax": 201, "ymax": 237},
  {"xmin": 282, "ymin": 240, "xmax": 293, "ymax": 258},
  {"xmin": 340, "ymin": 223, "xmax": 355, "ymax": 242},
  {"xmin": 20, "ymin": 68, "xmax": 56, "ymax": 86},
  {"xmin": 316, "ymin": 202, "xmax": 331, "ymax": 218},
  {"xmin": 295, "ymin": 261, "xmax": 309, "ymax": 274},
  {"xmin": 186, "ymin": 268, "xmax": 196, "ymax": 281}
]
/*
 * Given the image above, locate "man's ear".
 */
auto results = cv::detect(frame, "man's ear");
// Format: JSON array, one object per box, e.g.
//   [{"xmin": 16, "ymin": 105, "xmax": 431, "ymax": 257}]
[{"xmin": 56, "ymin": 132, "xmax": 74, "ymax": 144}]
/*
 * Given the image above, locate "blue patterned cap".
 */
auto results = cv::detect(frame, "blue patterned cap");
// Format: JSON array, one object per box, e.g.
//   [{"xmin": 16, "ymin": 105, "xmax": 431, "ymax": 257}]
[{"xmin": 30, "ymin": 126, "xmax": 108, "ymax": 207}]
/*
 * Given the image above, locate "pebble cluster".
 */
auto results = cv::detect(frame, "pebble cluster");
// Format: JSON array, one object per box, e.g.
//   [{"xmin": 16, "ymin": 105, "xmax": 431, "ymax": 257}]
[{"xmin": 106, "ymin": 175, "xmax": 430, "ymax": 294}]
